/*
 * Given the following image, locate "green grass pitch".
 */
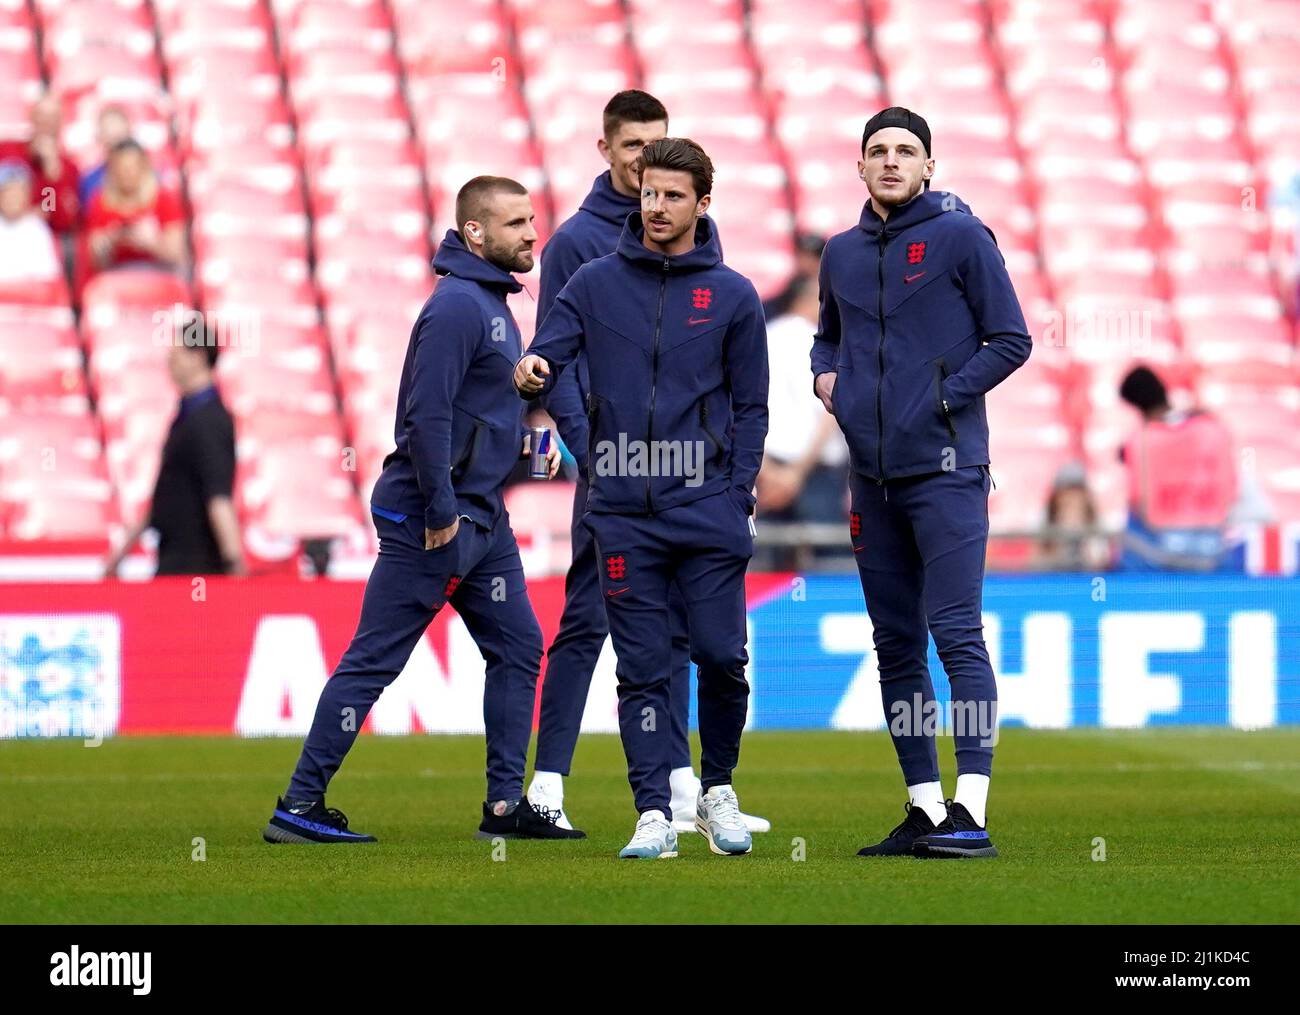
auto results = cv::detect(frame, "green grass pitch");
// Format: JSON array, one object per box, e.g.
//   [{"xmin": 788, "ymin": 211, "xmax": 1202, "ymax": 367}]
[{"xmin": 3, "ymin": 729, "xmax": 1298, "ymax": 923}]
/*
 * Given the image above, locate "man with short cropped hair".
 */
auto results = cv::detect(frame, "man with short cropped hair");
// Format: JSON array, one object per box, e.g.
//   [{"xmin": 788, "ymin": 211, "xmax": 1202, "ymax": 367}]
[
  {"xmin": 516, "ymin": 139, "xmax": 768, "ymax": 860},
  {"xmin": 528, "ymin": 90, "xmax": 768, "ymax": 837},
  {"xmin": 264, "ymin": 177, "xmax": 577, "ymax": 845}
]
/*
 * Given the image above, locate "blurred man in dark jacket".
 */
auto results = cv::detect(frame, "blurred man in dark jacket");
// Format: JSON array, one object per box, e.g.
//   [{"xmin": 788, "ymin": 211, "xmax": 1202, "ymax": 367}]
[{"xmin": 103, "ymin": 309, "xmax": 243, "ymax": 578}]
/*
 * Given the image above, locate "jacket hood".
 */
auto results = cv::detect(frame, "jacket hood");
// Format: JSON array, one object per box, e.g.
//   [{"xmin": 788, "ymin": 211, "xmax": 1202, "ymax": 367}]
[
  {"xmin": 617, "ymin": 212, "xmax": 722, "ymax": 274},
  {"xmin": 578, "ymin": 170, "xmax": 640, "ymax": 228},
  {"xmin": 432, "ymin": 228, "xmax": 524, "ymax": 293},
  {"xmin": 857, "ymin": 189, "xmax": 973, "ymax": 239}
]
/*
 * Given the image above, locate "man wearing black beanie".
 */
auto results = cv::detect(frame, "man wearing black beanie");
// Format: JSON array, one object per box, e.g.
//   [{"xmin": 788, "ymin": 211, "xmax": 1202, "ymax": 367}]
[
  {"xmin": 811, "ymin": 106, "xmax": 1032, "ymax": 858},
  {"xmin": 860, "ymin": 106, "xmax": 933, "ymax": 185}
]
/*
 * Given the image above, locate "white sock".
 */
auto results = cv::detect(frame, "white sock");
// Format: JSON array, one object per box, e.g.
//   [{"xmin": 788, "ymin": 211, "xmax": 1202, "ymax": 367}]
[
  {"xmin": 955, "ymin": 773, "xmax": 990, "ymax": 827},
  {"xmin": 907, "ymin": 781, "xmax": 948, "ymax": 826},
  {"xmin": 669, "ymin": 766, "xmax": 700, "ymax": 801},
  {"xmin": 530, "ymin": 770, "xmax": 563, "ymax": 798}
]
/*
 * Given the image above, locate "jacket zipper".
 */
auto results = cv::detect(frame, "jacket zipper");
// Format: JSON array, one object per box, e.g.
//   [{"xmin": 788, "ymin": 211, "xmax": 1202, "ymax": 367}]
[
  {"xmin": 645, "ymin": 258, "xmax": 668, "ymax": 513},
  {"xmin": 875, "ymin": 231, "xmax": 889, "ymax": 485},
  {"xmin": 586, "ymin": 393, "xmax": 600, "ymax": 487}
]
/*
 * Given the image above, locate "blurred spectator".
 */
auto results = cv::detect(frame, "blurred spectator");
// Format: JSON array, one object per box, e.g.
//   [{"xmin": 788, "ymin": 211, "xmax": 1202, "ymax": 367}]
[
  {"xmin": 762, "ymin": 232, "xmax": 826, "ymax": 320},
  {"xmin": 758, "ymin": 274, "xmax": 848, "ymax": 530},
  {"xmin": 83, "ymin": 139, "xmax": 186, "ymax": 276},
  {"xmin": 103, "ymin": 310, "xmax": 243, "ymax": 577},
  {"xmin": 77, "ymin": 104, "xmax": 132, "ymax": 207},
  {"xmin": 0, "ymin": 159, "xmax": 61, "ymax": 284},
  {"xmin": 1038, "ymin": 461, "xmax": 1110, "ymax": 571},
  {"xmin": 1116, "ymin": 366, "xmax": 1241, "ymax": 572},
  {"xmin": 0, "ymin": 93, "xmax": 80, "ymax": 234}
]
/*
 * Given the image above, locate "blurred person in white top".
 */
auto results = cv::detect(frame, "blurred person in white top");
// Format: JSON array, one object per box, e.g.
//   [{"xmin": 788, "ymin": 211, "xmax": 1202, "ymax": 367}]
[
  {"xmin": 0, "ymin": 158, "xmax": 60, "ymax": 284},
  {"xmin": 758, "ymin": 273, "xmax": 849, "ymax": 522}
]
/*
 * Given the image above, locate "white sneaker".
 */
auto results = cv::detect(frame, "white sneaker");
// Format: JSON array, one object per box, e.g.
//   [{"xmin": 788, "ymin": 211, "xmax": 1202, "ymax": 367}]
[
  {"xmin": 672, "ymin": 771, "xmax": 771, "ymax": 833},
  {"xmin": 526, "ymin": 777, "xmax": 575, "ymax": 831},
  {"xmin": 740, "ymin": 810, "xmax": 771, "ymax": 834},
  {"xmin": 619, "ymin": 810, "xmax": 678, "ymax": 859},
  {"xmin": 695, "ymin": 785, "xmax": 753, "ymax": 855}
]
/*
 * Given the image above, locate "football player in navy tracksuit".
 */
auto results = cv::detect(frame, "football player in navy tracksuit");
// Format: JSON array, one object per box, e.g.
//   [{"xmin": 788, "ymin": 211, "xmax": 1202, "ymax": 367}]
[
  {"xmin": 264, "ymin": 177, "xmax": 582, "ymax": 845},
  {"xmin": 526, "ymin": 90, "xmax": 768, "ymax": 837},
  {"xmin": 516, "ymin": 139, "xmax": 769, "ymax": 859},
  {"xmin": 812, "ymin": 108, "xmax": 1031, "ymax": 859}
]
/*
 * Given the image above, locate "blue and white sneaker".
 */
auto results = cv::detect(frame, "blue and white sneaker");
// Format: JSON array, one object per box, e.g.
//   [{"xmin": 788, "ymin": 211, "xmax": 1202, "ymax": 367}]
[
  {"xmin": 912, "ymin": 801, "xmax": 998, "ymax": 858},
  {"xmin": 671, "ymin": 772, "xmax": 771, "ymax": 834},
  {"xmin": 618, "ymin": 809, "xmax": 678, "ymax": 859},
  {"xmin": 695, "ymin": 785, "xmax": 753, "ymax": 856},
  {"xmin": 263, "ymin": 797, "xmax": 377, "ymax": 844}
]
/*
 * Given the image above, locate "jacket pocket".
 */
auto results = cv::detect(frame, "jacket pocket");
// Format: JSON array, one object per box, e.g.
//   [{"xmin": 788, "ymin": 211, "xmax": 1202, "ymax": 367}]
[
  {"xmin": 935, "ymin": 360, "xmax": 957, "ymax": 440},
  {"xmin": 451, "ymin": 414, "xmax": 486, "ymax": 479},
  {"xmin": 698, "ymin": 397, "xmax": 726, "ymax": 462}
]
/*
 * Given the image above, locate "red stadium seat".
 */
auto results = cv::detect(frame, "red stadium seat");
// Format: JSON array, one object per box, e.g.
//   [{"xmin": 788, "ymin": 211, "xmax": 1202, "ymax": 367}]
[
  {"xmin": 82, "ymin": 272, "xmax": 193, "ymax": 326},
  {"xmin": 0, "ymin": 277, "xmax": 71, "ymax": 308},
  {"xmin": 5, "ymin": 493, "xmax": 117, "ymax": 542},
  {"xmin": 3, "ymin": 0, "xmax": 1298, "ymax": 552},
  {"xmin": 1180, "ymin": 314, "xmax": 1294, "ymax": 367},
  {"xmin": 0, "ymin": 341, "xmax": 87, "ymax": 406}
]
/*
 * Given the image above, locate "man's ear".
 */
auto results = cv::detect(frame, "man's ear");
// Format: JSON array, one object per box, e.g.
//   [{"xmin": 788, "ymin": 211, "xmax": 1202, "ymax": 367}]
[
  {"xmin": 696, "ymin": 193, "xmax": 711, "ymax": 217},
  {"xmin": 924, "ymin": 158, "xmax": 935, "ymax": 180},
  {"xmin": 596, "ymin": 136, "xmax": 613, "ymax": 167}
]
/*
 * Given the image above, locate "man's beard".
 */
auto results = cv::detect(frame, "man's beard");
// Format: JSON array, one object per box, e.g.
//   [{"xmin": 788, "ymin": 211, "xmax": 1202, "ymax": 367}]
[
  {"xmin": 646, "ymin": 216, "xmax": 692, "ymax": 248},
  {"xmin": 871, "ymin": 177, "xmax": 924, "ymax": 208},
  {"xmin": 484, "ymin": 237, "xmax": 532, "ymax": 274}
]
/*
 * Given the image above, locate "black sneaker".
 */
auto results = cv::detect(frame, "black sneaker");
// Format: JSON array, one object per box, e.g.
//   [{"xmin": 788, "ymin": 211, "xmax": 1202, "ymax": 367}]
[
  {"xmin": 912, "ymin": 800, "xmax": 998, "ymax": 858},
  {"xmin": 263, "ymin": 797, "xmax": 377, "ymax": 844},
  {"xmin": 475, "ymin": 798, "xmax": 586, "ymax": 840},
  {"xmin": 857, "ymin": 802, "xmax": 939, "ymax": 857}
]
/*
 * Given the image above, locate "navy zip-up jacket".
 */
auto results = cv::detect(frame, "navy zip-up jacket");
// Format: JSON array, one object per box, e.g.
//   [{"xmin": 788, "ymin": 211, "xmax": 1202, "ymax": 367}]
[
  {"xmin": 538, "ymin": 171, "xmax": 723, "ymax": 474},
  {"xmin": 371, "ymin": 229, "xmax": 525, "ymax": 531},
  {"xmin": 522, "ymin": 212, "xmax": 768, "ymax": 515},
  {"xmin": 811, "ymin": 189, "xmax": 1031, "ymax": 481},
  {"xmin": 537, "ymin": 172, "xmax": 639, "ymax": 473}
]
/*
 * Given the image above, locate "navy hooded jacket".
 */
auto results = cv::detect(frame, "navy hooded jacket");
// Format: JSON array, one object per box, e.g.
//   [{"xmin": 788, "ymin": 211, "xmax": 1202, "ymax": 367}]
[
  {"xmin": 522, "ymin": 212, "xmax": 768, "ymax": 515},
  {"xmin": 371, "ymin": 229, "xmax": 526, "ymax": 531},
  {"xmin": 536, "ymin": 171, "xmax": 639, "ymax": 473},
  {"xmin": 811, "ymin": 189, "xmax": 1031, "ymax": 481}
]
